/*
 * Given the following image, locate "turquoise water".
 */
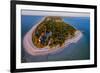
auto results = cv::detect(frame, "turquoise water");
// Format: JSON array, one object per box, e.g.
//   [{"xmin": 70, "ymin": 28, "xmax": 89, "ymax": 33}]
[{"xmin": 21, "ymin": 15, "xmax": 90, "ymax": 62}]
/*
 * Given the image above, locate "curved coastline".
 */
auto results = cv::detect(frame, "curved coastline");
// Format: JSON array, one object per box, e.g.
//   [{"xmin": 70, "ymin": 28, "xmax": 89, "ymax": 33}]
[{"xmin": 23, "ymin": 17, "xmax": 83, "ymax": 56}]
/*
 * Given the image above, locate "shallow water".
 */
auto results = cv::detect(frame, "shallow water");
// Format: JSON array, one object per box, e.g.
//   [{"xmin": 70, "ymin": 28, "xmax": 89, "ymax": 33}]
[{"xmin": 21, "ymin": 15, "xmax": 90, "ymax": 63}]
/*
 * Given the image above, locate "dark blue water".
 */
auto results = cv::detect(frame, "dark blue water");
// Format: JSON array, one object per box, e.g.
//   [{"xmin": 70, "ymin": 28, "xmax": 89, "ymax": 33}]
[{"xmin": 21, "ymin": 15, "xmax": 90, "ymax": 63}]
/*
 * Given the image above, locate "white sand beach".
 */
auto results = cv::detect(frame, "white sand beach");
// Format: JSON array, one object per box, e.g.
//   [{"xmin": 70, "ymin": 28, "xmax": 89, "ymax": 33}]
[{"xmin": 23, "ymin": 17, "xmax": 83, "ymax": 56}]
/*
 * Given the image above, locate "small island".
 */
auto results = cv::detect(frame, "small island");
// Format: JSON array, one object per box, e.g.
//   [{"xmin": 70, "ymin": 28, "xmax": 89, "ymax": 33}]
[
  {"xmin": 32, "ymin": 16, "xmax": 76, "ymax": 48},
  {"xmin": 23, "ymin": 16, "xmax": 83, "ymax": 56}
]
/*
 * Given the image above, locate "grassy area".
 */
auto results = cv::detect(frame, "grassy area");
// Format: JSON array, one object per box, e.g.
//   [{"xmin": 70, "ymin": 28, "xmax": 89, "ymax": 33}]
[{"xmin": 32, "ymin": 16, "xmax": 76, "ymax": 48}]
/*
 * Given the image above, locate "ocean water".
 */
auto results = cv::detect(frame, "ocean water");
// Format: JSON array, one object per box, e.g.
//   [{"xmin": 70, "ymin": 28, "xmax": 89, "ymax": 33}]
[{"xmin": 21, "ymin": 15, "xmax": 90, "ymax": 62}]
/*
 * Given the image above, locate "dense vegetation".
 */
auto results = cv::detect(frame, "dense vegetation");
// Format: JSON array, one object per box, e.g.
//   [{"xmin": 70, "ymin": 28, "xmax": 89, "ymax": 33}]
[{"xmin": 32, "ymin": 16, "xmax": 76, "ymax": 48}]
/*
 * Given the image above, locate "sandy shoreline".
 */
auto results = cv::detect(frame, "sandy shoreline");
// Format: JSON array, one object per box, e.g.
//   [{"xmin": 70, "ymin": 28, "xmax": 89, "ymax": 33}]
[{"xmin": 23, "ymin": 17, "xmax": 83, "ymax": 56}]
